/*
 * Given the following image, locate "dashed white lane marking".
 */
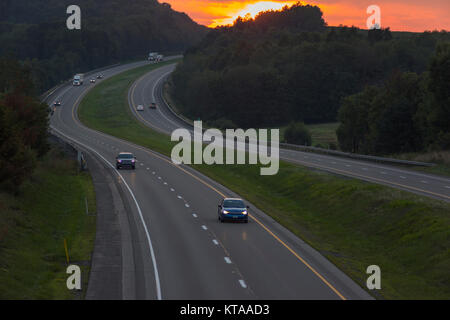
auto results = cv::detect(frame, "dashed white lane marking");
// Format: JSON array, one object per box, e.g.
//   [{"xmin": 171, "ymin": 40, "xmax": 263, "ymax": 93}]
[
  {"xmin": 192, "ymin": 213, "xmax": 198, "ymax": 218},
  {"xmin": 164, "ymin": 182, "xmax": 168, "ymax": 185},
  {"xmin": 362, "ymin": 168, "xmax": 368, "ymax": 171},
  {"xmin": 212, "ymin": 239, "xmax": 219, "ymax": 245},
  {"xmin": 400, "ymin": 176, "xmax": 407, "ymax": 179},
  {"xmin": 158, "ymin": 177, "xmax": 162, "ymax": 180},
  {"xmin": 445, "ymin": 186, "xmax": 450, "ymax": 189},
  {"xmin": 152, "ymin": 172, "xmax": 155, "ymax": 175},
  {"xmin": 170, "ymin": 188, "xmax": 175, "ymax": 192},
  {"xmin": 147, "ymin": 168, "xmax": 150, "ymax": 170},
  {"xmin": 238, "ymin": 280, "xmax": 247, "ymax": 289},
  {"xmin": 421, "ymin": 180, "xmax": 428, "ymax": 184},
  {"xmin": 331, "ymin": 161, "xmax": 337, "ymax": 164},
  {"xmin": 185, "ymin": 203, "xmax": 190, "ymax": 208},
  {"xmin": 345, "ymin": 164, "xmax": 351, "ymax": 167},
  {"xmin": 224, "ymin": 257, "xmax": 232, "ymax": 264},
  {"xmin": 177, "ymin": 195, "xmax": 182, "ymax": 199},
  {"xmin": 201, "ymin": 225, "xmax": 208, "ymax": 230},
  {"xmin": 380, "ymin": 172, "xmax": 387, "ymax": 175},
  {"xmin": 140, "ymin": 163, "xmax": 144, "ymax": 166}
]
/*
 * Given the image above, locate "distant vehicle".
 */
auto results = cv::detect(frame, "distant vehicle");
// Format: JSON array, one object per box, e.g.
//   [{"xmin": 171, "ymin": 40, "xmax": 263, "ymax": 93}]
[
  {"xmin": 96, "ymin": 75, "xmax": 104, "ymax": 79},
  {"xmin": 149, "ymin": 102, "xmax": 157, "ymax": 109},
  {"xmin": 137, "ymin": 105, "xmax": 144, "ymax": 111},
  {"xmin": 90, "ymin": 79, "xmax": 96, "ymax": 83},
  {"xmin": 148, "ymin": 52, "xmax": 164, "ymax": 63},
  {"xmin": 218, "ymin": 198, "xmax": 249, "ymax": 223},
  {"xmin": 116, "ymin": 153, "xmax": 136, "ymax": 170},
  {"xmin": 73, "ymin": 73, "xmax": 84, "ymax": 86},
  {"xmin": 53, "ymin": 101, "xmax": 61, "ymax": 106}
]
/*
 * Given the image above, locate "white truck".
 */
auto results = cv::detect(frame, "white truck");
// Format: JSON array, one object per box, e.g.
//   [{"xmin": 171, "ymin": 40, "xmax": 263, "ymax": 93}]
[
  {"xmin": 148, "ymin": 52, "xmax": 160, "ymax": 63},
  {"xmin": 73, "ymin": 73, "xmax": 84, "ymax": 86}
]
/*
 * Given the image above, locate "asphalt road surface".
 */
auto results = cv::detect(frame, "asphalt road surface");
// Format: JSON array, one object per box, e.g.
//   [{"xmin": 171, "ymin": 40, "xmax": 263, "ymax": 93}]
[
  {"xmin": 46, "ymin": 60, "xmax": 373, "ymax": 300},
  {"xmin": 130, "ymin": 63, "xmax": 450, "ymax": 203}
]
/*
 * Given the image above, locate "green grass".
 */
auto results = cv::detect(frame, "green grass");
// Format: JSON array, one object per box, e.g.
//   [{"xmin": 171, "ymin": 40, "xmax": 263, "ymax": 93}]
[
  {"xmin": 0, "ymin": 146, "xmax": 96, "ymax": 299},
  {"xmin": 78, "ymin": 63, "xmax": 450, "ymax": 300},
  {"xmin": 277, "ymin": 122, "xmax": 339, "ymax": 147},
  {"xmin": 306, "ymin": 123, "xmax": 340, "ymax": 147}
]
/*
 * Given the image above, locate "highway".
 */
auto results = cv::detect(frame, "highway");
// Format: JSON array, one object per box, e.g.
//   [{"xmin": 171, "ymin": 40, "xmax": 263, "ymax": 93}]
[
  {"xmin": 46, "ymin": 60, "xmax": 373, "ymax": 300},
  {"xmin": 130, "ymin": 63, "xmax": 450, "ymax": 203}
]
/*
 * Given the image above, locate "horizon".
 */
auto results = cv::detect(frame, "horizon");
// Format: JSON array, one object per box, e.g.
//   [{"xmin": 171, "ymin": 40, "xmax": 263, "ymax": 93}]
[{"xmin": 163, "ymin": 0, "xmax": 450, "ymax": 32}]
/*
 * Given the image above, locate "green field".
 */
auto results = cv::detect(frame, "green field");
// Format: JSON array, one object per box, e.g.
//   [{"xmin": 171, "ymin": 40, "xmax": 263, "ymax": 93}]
[
  {"xmin": 78, "ymin": 63, "xmax": 450, "ymax": 300},
  {"xmin": 0, "ymin": 146, "xmax": 96, "ymax": 299}
]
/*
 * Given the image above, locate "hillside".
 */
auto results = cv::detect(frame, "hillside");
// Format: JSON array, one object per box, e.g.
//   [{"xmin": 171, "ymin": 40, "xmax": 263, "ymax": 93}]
[
  {"xmin": 0, "ymin": 0, "xmax": 207, "ymax": 92},
  {"xmin": 171, "ymin": 3, "xmax": 449, "ymax": 130}
]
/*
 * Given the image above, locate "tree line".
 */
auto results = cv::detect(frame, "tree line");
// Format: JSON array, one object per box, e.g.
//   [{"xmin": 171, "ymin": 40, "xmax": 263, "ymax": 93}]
[
  {"xmin": 337, "ymin": 42, "xmax": 450, "ymax": 154},
  {"xmin": 0, "ymin": 58, "xmax": 49, "ymax": 192},
  {"xmin": 171, "ymin": 3, "xmax": 450, "ymax": 134}
]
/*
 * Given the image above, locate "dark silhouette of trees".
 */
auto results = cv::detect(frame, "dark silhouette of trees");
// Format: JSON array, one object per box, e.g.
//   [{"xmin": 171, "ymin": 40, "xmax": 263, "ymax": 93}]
[
  {"xmin": 337, "ymin": 45, "xmax": 450, "ymax": 154},
  {"xmin": 0, "ymin": 58, "xmax": 49, "ymax": 192},
  {"xmin": 171, "ymin": 3, "xmax": 450, "ymax": 131},
  {"xmin": 0, "ymin": 0, "xmax": 207, "ymax": 92}
]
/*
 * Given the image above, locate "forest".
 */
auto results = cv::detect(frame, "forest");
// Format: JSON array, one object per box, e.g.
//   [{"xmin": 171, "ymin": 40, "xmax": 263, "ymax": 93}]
[
  {"xmin": 171, "ymin": 3, "xmax": 449, "ymax": 153},
  {"xmin": 0, "ymin": 0, "xmax": 206, "ymax": 93},
  {"xmin": 0, "ymin": 58, "xmax": 49, "ymax": 192},
  {"xmin": 0, "ymin": 0, "xmax": 207, "ymax": 191}
]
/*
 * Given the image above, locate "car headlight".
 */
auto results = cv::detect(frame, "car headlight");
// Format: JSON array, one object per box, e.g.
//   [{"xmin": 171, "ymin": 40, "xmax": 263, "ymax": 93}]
[
  {"xmin": 242, "ymin": 210, "xmax": 248, "ymax": 215},
  {"xmin": 222, "ymin": 210, "xmax": 229, "ymax": 214}
]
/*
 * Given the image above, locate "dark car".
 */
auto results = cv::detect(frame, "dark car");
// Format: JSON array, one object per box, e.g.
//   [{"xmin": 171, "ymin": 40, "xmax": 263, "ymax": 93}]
[
  {"xmin": 149, "ymin": 102, "xmax": 157, "ymax": 109},
  {"xmin": 218, "ymin": 198, "xmax": 249, "ymax": 223},
  {"xmin": 116, "ymin": 152, "xmax": 136, "ymax": 170},
  {"xmin": 53, "ymin": 100, "xmax": 62, "ymax": 107},
  {"xmin": 97, "ymin": 75, "xmax": 104, "ymax": 79}
]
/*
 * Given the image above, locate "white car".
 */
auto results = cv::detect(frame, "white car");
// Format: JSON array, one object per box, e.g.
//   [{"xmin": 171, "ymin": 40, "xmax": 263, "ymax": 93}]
[{"xmin": 136, "ymin": 105, "xmax": 144, "ymax": 111}]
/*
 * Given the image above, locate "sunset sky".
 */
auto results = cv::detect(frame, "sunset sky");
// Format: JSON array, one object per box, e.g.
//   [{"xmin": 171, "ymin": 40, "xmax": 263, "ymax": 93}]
[{"xmin": 163, "ymin": 0, "xmax": 450, "ymax": 32}]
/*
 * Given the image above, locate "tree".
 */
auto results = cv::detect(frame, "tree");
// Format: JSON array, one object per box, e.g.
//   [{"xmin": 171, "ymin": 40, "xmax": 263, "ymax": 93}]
[{"xmin": 284, "ymin": 122, "xmax": 312, "ymax": 146}]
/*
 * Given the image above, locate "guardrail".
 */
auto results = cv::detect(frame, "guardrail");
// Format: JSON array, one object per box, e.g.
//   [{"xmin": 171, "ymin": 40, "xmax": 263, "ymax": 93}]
[
  {"xmin": 280, "ymin": 143, "xmax": 436, "ymax": 167},
  {"xmin": 160, "ymin": 79, "xmax": 435, "ymax": 168}
]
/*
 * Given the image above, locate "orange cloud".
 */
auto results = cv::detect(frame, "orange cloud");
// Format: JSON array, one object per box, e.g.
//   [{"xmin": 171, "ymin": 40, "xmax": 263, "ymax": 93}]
[{"xmin": 163, "ymin": 0, "xmax": 450, "ymax": 32}]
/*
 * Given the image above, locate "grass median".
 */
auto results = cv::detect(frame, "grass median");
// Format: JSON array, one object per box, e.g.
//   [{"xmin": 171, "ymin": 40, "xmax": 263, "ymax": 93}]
[
  {"xmin": 78, "ymin": 62, "xmax": 450, "ymax": 300},
  {"xmin": 0, "ymin": 146, "xmax": 96, "ymax": 299}
]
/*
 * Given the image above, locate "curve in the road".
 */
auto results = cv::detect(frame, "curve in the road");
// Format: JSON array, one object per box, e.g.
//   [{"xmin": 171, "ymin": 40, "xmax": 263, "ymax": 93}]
[
  {"xmin": 128, "ymin": 64, "xmax": 450, "ymax": 203},
  {"xmin": 47, "ymin": 60, "xmax": 373, "ymax": 300}
]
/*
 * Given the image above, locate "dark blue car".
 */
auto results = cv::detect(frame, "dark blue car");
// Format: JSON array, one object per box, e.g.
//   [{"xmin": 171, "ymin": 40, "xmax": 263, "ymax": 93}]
[
  {"xmin": 218, "ymin": 198, "xmax": 249, "ymax": 223},
  {"xmin": 116, "ymin": 152, "xmax": 136, "ymax": 170}
]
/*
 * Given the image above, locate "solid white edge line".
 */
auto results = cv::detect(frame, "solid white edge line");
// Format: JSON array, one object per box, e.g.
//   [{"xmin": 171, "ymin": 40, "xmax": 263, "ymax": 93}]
[
  {"xmin": 238, "ymin": 280, "xmax": 247, "ymax": 288},
  {"xmin": 50, "ymin": 125, "xmax": 163, "ymax": 300},
  {"xmin": 224, "ymin": 257, "xmax": 232, "ymax": 264}
]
